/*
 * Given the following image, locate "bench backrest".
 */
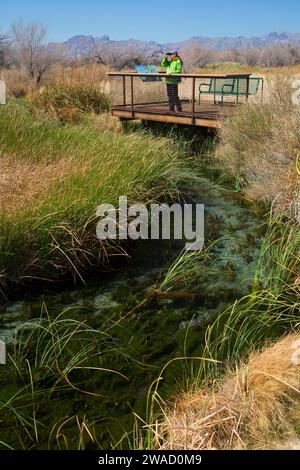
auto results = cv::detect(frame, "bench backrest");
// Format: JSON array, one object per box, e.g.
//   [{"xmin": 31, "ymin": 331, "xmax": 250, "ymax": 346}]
[
  {"xmin": 210, "ymin": 78, "xmax": 235, "ymax": 93},
  {"xmin": 200, "ymin": 76, "xmax": 263, "ymax": 96},
  {"xmin": 232, "ymin": 77, "xmax": 262, "ymax": 95},
  {"xmin": 248, "ymin": 77, "xmax": 262, "ymax": 95}
]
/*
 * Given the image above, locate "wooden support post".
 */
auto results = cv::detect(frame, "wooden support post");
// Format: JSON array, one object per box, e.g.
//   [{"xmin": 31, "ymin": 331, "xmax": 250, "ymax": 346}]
[
  {"xmin": 130, "ymin": 76, "xmax": 134, "ymax": 118},
  {"xmin": 261, "ymin": 78, "xmax": 264, "ymax": 103},
  {"xmin": 123, "ymin": 76, "xmax": 126, "ymax": 106},
  {"xmin": 246, "ymin": 76, "xmax": 250, "ymax": 101},
  {"xmin": 192, "ymin": 77, "xmax": 196, "ymax": 125}
]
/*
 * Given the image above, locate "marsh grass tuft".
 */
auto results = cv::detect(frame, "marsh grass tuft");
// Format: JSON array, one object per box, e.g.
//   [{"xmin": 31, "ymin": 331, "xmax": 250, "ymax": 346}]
[
  {"xmin": 158, "ymin": 333, "xmax": 300, "ymax": 450},
  {"xmin": 217, "ymin": 76, "xmax": 300, "ymax": 212},
  {"xmin": 197, "ymin": 215, "xmax": 300, "ymax": 380},
  {"xmin": 31, "ymin": 83, "xmax": 110, "ymax": 122},
  {"xmin": 0, "ymin": 101, "xmax": 180, "ymax": 287}
]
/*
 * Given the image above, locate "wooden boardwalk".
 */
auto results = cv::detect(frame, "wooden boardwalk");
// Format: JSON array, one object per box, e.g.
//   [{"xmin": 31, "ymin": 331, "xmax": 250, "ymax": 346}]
[
  {"xmin": 108, "ymin": 72, "xmax": 262, "ymax": 128},
  {"xmin": 111, "ymin": 100, "xmax": 238, "ymax": 128}
]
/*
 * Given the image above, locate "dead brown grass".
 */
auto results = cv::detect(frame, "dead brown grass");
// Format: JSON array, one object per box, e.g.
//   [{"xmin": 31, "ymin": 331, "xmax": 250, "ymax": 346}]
[
  {"xmin": 159, "ymin": 334, "xmax": 300, "ymax": 450},
  {"xmin": 1, "ymin": 68, "xmax": 36, "ymax": 98},
  {"xmin": 199, "ymin": 63, "xmax": 300, "ymax": 77},
  {"xmin": 0, "ymin": 155, "xmax": 89, "ymax": 212},
  {"xmin": 216, "ymin": 76, "xmax": 300, "ymax": 213},
  {"xmin": 91, "ymin": 113, "xmax": 124, "ymax": 133},
  {"xmin": 1, "ymin": 63, "xmax": 111, "ymax": 98},
  {"xmin": 46, "ymin": 63, "xmax": 110, "ymax": 88}
]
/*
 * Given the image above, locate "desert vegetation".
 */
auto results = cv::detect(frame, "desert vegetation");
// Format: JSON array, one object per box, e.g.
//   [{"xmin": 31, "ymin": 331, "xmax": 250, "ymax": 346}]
[{"xmin": 2, "ymin": 19, "xmax": 300, "ymax": 99}]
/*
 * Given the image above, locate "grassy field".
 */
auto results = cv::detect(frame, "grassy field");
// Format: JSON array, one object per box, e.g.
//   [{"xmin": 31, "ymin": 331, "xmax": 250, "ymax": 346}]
[{"xmin": 0, "ymin": 101, "xmax": 180, "ymax": 289}]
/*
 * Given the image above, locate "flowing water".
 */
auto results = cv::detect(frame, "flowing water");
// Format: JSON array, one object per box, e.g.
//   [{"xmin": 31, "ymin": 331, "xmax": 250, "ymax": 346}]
[{"xmin": 0, "ymin": 159, "xmax": 265, "ymax": 449}]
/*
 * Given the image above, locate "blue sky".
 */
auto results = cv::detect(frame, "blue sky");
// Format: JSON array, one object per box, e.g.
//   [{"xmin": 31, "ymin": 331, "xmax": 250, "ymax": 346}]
[{"xmin": 1, "ymin": 0, "xmax": 300, "ymax": 43}]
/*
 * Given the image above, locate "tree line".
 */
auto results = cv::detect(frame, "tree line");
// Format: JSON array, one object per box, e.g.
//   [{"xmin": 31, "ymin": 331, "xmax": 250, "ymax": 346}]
[{"xmin": 1, "ymin": 21, "xmax": 300, "ymax": 88}]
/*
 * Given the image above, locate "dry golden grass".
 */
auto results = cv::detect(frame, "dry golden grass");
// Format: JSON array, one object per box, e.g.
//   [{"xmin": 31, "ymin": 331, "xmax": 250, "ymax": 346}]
[
  {"xmin": 1, "ymin": 67, "xmax": 36, "ymax": 98},
  {"xmin": 2, "ymin": 63, "xmax": 111, "ymax": 98},
  {"xmin": 159, "ymin": 334, "xmax": 300, "ymax": 450},
  {"xmin": 91, "ymin": 113, "xmax": 124, "ymax": 133},
  {"xmin": 0, "ymin": 154, "xmax": 91, "ymax": 212},
  {"xmin": 198, "ymin": 63, "xmax": 300, "ymax": 77},
  {"xmin": 47, "ymin": 63, "xmax": 110, "ymax": 87},
  {"xmin": 216, "ymin": 76, "xmax": 300, "ymax": 212}
]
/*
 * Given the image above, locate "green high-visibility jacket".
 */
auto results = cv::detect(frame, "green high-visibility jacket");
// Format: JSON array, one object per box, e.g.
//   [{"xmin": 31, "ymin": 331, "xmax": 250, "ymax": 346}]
[{"xmin": 161, "ymin": 57, "xmax": 183, "ymax": 84}]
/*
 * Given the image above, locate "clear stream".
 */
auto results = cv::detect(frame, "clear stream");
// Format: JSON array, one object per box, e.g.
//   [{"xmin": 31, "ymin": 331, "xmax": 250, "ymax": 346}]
[{"xmin": 0, "ymin": 159, "xmax": 265, "ymax": 449}]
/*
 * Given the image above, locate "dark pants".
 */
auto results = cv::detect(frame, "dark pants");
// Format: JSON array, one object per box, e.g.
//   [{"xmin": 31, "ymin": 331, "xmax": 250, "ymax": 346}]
[{"xmin": 166, "ymin": 83, "xmax": 182, "ymax": 112}]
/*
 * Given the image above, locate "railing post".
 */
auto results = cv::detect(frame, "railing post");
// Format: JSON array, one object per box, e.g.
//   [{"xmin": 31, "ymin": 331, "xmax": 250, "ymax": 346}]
[
  {"xmin": 130, "ymin": 76, "xmax": 134, "ymax": 118},
  {"xmin": 192, "ymin": 77, "xmax": 196, "ymax": 125},
  {"xmin": 246, "ymin": 75, "xmax": 250, "ymax": 101},
  {"xmin": 123, "ymin": 76, "xmax": 126, "ymax": 106}
]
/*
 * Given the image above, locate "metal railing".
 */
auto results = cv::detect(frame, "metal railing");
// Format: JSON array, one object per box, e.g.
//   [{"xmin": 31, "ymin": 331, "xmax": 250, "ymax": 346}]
[{"xmin": 107, "ymin": 72, "xmax": 264, "ymax": 125}]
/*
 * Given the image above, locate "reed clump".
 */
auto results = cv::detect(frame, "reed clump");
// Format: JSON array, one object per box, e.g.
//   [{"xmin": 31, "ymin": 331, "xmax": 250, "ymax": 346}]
[
  {"xmin": 217, "ymin": 76, "xmax": 300, "ymax": 213},
  {"xmin": 159, "ymin": 333, "xmax": 300, "ymax": 450},
  {"xmin": 2, "ymin": 63, "xmax": 110, "ymax": 100},
  {"xmin": 31, "ymin": 82, "xmax": 109, "ymax": 122},
  {"xmin": 0, "ymin": 101, "xmax": 179, "ymax": 287}
]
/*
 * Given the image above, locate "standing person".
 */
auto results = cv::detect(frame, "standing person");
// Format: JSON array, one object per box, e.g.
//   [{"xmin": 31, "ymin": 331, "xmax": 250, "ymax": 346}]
[{"xmin": 161, "ymin": 51, "xmax": 183, "ymax": 112}]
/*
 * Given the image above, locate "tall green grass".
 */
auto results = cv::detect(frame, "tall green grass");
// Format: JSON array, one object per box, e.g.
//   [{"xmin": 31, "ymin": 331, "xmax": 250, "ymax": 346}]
[
  {"xmin": 31, "ymin": 83, "xmax": 110, "ymax": 122},
  {"xmin": 190, "ymin": 215, "xmax": 300, "ymax": 382},
  {"xmin": 0, "ymin": 102, "xmax": 180, "ymax": 286}
]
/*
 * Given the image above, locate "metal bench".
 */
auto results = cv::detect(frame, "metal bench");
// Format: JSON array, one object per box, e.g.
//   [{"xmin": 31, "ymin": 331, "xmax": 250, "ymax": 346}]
[{"xmin": 199, "ymin": 77, "xmax": 263, "ymax": 106}]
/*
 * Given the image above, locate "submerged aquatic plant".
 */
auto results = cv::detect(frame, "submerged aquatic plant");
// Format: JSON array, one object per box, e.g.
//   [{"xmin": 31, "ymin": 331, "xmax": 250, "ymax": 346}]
[
  {"xmin": 153, "ymin": 239, "xmax": 221, "ymax": 296},
  {"xmin": 0, "ymin": 305, "xmax": 129, "ymax": 450}
]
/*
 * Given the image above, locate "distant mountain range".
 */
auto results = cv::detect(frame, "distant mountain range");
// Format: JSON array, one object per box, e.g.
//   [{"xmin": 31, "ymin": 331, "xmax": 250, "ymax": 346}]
[{"xmin": 51, "ymin": 31, "xmax": 300, "ymax": 59}]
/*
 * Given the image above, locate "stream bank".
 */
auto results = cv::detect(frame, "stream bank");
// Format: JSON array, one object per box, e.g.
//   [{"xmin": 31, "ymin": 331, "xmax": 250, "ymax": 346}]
[{"xmin": 0, "ymin": 157, "xmax": 265, "ymax": 449}]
